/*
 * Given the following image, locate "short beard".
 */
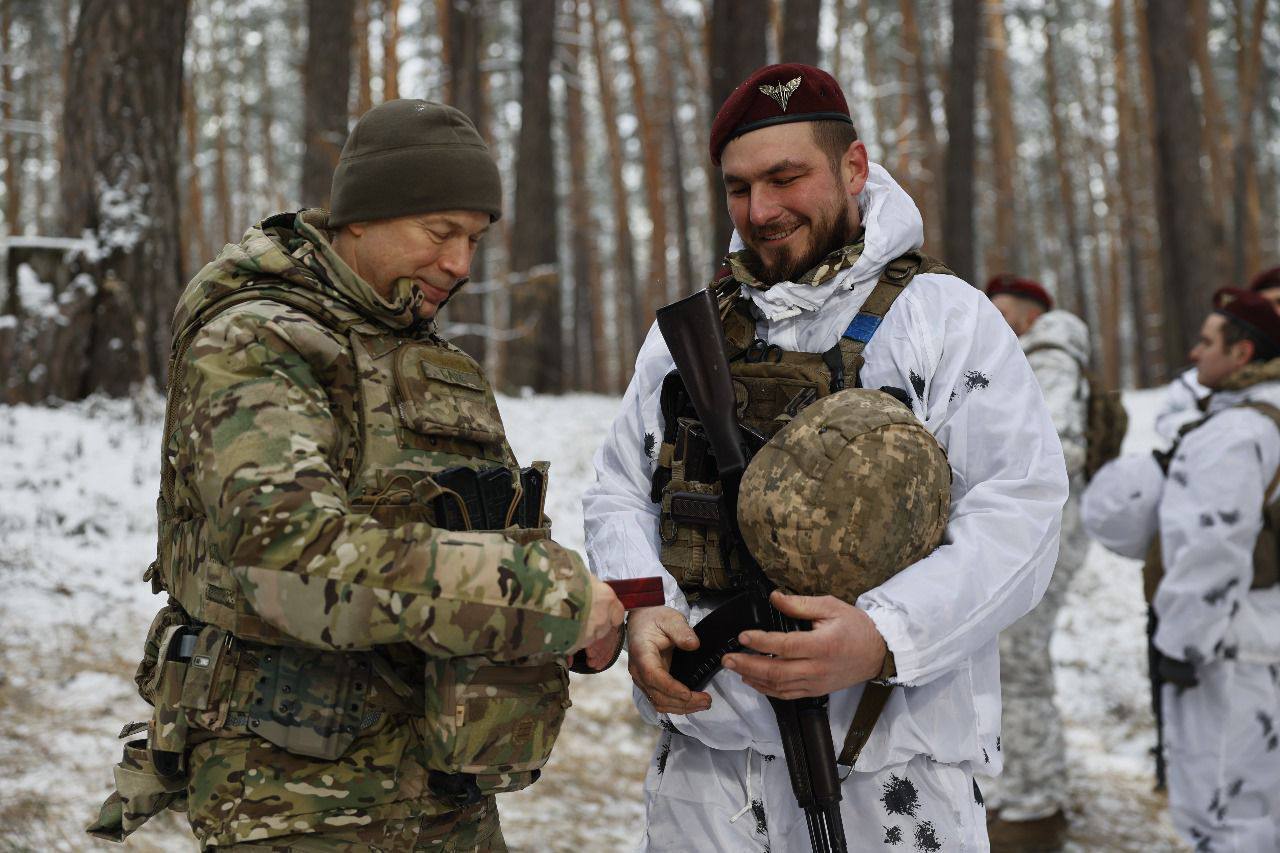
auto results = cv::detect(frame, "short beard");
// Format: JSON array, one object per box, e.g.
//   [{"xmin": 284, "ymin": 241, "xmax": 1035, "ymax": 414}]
[{"xmin": 739, "ymin": 193, "xmax": 857, "ymax": 286}]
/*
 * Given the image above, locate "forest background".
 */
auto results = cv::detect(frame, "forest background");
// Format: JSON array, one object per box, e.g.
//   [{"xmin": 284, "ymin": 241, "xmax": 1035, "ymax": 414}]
[{"xmin": 0, "ymin": 0, "xmax": 1277, "ymax": 400}]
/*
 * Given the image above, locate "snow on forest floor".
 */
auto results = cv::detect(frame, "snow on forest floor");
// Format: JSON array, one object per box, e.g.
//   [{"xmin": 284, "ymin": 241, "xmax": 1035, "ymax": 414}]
[{"xmin": 0, "ymin": 389, "xmax": 1187, "ymax": 851}]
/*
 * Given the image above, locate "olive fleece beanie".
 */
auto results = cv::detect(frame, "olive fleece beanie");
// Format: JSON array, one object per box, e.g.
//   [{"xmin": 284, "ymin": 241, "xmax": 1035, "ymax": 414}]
[{"xmin": 329, "ymin": 99, "xmax": 502, "ymax": 226}]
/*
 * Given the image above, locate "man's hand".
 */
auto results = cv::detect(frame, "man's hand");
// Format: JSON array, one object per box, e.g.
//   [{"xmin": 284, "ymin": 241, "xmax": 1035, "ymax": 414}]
[
  {"xmin": 627, "ymin": 605, "xmax": 712, "ymax": 715},
  {"xmin": 569, "ymin": 577, "xmax": 625, "ymax": 656},
  {"xmin": 722, "ymin": 591, "xmax": 887, "ymax": 700}
]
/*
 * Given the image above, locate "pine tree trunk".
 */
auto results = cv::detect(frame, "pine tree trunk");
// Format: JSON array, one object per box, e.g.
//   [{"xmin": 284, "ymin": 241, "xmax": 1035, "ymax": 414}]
[
  {"xmin": 656, "ymin": 2, "xmax": 700, "ymax": 299},
  {"xmin": 856, "ymin": 0, "xmax": 891, "ymax": 154},
  {"xmin": 1112, "ymin": 0, "xmax": 1152, "ymax": 386},
  {"xmin": 440, "ymin": 0, "xmax": 490, "ymax": 367},
  {"xmin": 564, "ymin": 0, "xmax": 605, "ymax": 392},
  {"xmin": 618, "ymin": 0, "xmax": 669, "ymax": 341},
  {"xmin": 779, "ymin": 0, "xmax": 820, "ymax": 63},
  {"xmin": 1145, "ymin": 0, "xmax": 1214, "ymax": 368},
  {"xmin": 2, "ymin": 0, "xmax": 18, "ymax": 235},
  {"xmin": 181, "ymin": 76, "xmax": 209, "ymax": 281},
  {"xmin": 258, "ymin": 41, "xmax": 285, "ymax": 213},
  {"xmin": 983, "ymin": 0, "xmax": 1020, "ymax": 277},
  {"xmin": 1190, "ymin": 0, "xmax": 1230, "ymax": 271},
  {"xmin": 301, "ymin": 0, "xmax": 354, "ymax": 208},
  {"xmin": 901, "ymin": 0, "xmax": 942, "ymax": 252},
  {"xmin": 505, "ymin": 0, "xmax": 561, "ymax": 392},
  {"xmin": 61, "ymin": 0, "xmax": 190, "ymax": 394},
  {"xmin": 1231, "ymin": 0, "xmax": 1268, "ymax": 282},
  {"xmin": 383, "ymin": 0, "xmax": 401, "ymax": 100},
  {"xmin": 354, "ymin": 0, "xmax": 373, "ymax": 117},
  {"xmin": 942, "ymin": 0, "xmax": 980, "ymax": 284},
  {"xmin": 1043, "ymin": 19, "xmax": 1086, "ymax": 319},
  {"xmin": 1133, "ymin": 0, "xmax": 1168, "ymax": 380},
  {"xmin": 210, "ymin": 63, "xmax": 234, "ymax": 243},
  {"xmin": 588, "ymin": 0, "xmax": 640, "ymax": 385},
  {"xmin": 708, "ymin": 0, "xmax": 768, "ymax": 266}
]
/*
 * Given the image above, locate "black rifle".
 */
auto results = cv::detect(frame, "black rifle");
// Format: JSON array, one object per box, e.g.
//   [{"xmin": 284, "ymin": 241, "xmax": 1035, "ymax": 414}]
[
  {"xmin": 656, "ymin": 289, "xmax": 847, "ymax": 853},
  {"xmin": 1146, "ymin": 607, "xmax": 1167, "ymax": 791}
]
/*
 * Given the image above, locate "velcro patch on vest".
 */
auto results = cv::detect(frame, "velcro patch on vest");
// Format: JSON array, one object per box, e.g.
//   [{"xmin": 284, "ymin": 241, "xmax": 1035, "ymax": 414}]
[{"xmin": 205, "ymin": 584, "xmax": 236, "ymax": 607}]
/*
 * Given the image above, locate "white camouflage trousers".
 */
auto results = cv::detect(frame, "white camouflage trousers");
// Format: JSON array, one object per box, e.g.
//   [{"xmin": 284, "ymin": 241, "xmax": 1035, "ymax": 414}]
[
  {"xmin": 984, "ymin": 492, "xmax": 1088, "ymax": 821},
  {"xmin": 1164, "ymin": 658, "xmax": 1280, "ymax": 852},
  {"xmin": 639, "ymin": 728, "xmax": 989, "ymax": 852}
]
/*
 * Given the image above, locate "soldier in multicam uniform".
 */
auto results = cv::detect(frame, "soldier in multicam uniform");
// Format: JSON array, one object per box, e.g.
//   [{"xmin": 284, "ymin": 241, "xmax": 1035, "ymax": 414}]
[
  {"xmin": 88, "ymin": 100, "xmax": 623, "ymax": 851},
  {"xmin": 584, "ymin": 63, "xmax": 1068, "ymax": 850},
  {"xmin": 982, "ymin": 276, "xmax": 1091, "ymax": 851}
]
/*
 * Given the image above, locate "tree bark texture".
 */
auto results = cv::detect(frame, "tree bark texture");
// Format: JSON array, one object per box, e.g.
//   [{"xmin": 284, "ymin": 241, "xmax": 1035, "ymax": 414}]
[
  {"xmin": 618, "ymin": 0, "xmax": 669, "ymax": 337},
  {"xmin": 301, "ymin": 0, "xmax": 354, "ymax": 209},
  {"xmin": 383, "ymin": 0, "xmax": 401, "ymax": 100},
  {"xmin": 353, "ymin": 0, "xmax": 373, "ymax": 118},
  {"xmin": 779, "ymin": 0, "xmax": 821, "ymax": 64},
  {"xmin": 588, "ymin": 0, "xmax": 640, "ymax": 384},
  {"xmin": 1231, "ymin": 0, "xmax": 1268, "ymax": 283},
  {"xmin": 900, "ymin": 0, "xmax": 942, "ymax": 252},
  {"xmin": 3, "ymin": 0, "xmax": 18, "ymax": 235},
  {"xmin": 60, "ymin": 0, "xmax": 189, "ymax": 396},
  {"xmin": 506, "ymin": 0, "xmax": 561, "ymax": 392},
  {"xmin": 440, "ymin": 0, "xmax": 490, "ymax": 367},
  {"xmin": 942, "ymin": 0, "xmax": 980, "ymax": 283},
  {"xmin": 1111, "ymin": 0, "xmax": 1153, "ymax": 386},
  {"xmin": 708, "ymin": 0, "xmax": 768, "ymax": 268},
  {"xmin": 564, "ymin": 0, "xmax": 606, "ymax": 392},
  {"xmin": 984, "ymin": 0, "xmax": 1021, "ymax": 277},
  {"xmin": 1190, "ymin": 0, "xmax": 1229, "ymax": 269},
  {"xmin": 1144, "ymin": 0, "xmax": 1213, "ymax": 369},
  {"xmin": 1043, "ymin": 19, "xmax": 1086, "ymax": 319}
]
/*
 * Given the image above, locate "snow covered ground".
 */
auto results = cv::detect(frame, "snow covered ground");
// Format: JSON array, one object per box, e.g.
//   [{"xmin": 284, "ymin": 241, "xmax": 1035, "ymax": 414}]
[{"xmin": 0, "ymin": 389, "xmax": 1187, "ymax": 851}]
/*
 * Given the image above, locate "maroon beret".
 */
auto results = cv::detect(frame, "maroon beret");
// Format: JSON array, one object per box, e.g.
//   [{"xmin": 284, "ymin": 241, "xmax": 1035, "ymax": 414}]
[
  {"xmin": 985, "ymin": 274, "xmax": 1054, "ymax": 312},
  {"xmin": 710, "ymin": 63, "xmax": 853, "ymax": 166},
  {"xmin": 1248, "ymin": 265, "xmax": 1280, "ymax": 293},
  {"xmin": 1214, "ymin": 287, "xmax": 1280, "ymax": 357}
]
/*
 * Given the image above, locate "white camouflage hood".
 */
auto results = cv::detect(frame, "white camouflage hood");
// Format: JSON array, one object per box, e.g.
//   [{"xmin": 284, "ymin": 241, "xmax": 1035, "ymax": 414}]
[
  {"xmin": 726, "ymin": 162, "xmax": 924, "ymax": 322},
  {"xmin": 1021, "ymin": 309, "xmax": 1090, "ymax": 366}
]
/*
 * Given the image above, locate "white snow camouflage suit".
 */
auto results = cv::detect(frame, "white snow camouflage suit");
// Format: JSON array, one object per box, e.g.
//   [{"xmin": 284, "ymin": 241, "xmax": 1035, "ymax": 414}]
[
  {"xmin": 584, "ymin": 163, "xmax": 1069, "ymax": 851},
  {"xmin": 1155, "ymin": 359, "xmax": 1280, "ymax": 852},
  {"xmin": 983, "ymin": 309, "xmax": 1091, "ymax": 822}
]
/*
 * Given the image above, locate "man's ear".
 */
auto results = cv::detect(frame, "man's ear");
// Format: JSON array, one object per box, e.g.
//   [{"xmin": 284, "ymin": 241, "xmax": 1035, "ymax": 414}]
[
  {"xmin": 1231, "ymin": 337, "xmax": 1256, "ymax": 367},
  {"xmin": 346, "ymin": 221, "xmax": 367, "ymax": 238},
  {"xmin": 843, "ymin": 140, "xmax": 870, "ymax": 197}
]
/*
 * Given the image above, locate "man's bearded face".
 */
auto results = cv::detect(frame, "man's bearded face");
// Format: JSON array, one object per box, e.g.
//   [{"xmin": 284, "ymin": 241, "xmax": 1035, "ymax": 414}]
[
  {"xmin": 721, "ymin": 123, "xmax": 865, "ymax": 287},
  {"xmin": 738, "ymin": 187, "xmax": 856, "ymax": 285}
]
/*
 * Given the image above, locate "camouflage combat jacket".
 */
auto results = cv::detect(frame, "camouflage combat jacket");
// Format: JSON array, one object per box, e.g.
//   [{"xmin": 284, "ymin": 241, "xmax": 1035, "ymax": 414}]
[{"xmin": 108, "ymin": 210, "xmax": 593, "ymax": 847}]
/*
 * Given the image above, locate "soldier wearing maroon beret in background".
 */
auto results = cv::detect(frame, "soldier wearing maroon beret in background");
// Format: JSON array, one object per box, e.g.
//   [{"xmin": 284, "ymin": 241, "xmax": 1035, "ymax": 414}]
[
  {"xmin": 1083, "ymin": 288, "xmax": 1280, "ymax": 851},
  {"xmin": 982, "ymin": 276, "xmax": 1091, "ymax": 850},
  {"xmin": 585, "ymin": 63, "xmax": 1068, "ymax": 851},
  {"xmin": 1155, "ymin": 266, "xmax": 1280, "ymax": 442}
]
